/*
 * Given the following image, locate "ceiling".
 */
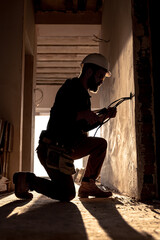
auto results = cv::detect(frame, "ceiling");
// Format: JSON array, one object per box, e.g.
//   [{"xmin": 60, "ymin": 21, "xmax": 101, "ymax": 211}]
[{"xmin": 34, "ymin": 0, "xmax": 103, "ymax": 86}]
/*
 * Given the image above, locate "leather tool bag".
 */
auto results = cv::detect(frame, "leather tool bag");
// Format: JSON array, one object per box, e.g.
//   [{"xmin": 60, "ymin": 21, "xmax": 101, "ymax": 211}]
[{"xmin": 46, "ymin": 144, "xmax": 75, "ymax": 175}]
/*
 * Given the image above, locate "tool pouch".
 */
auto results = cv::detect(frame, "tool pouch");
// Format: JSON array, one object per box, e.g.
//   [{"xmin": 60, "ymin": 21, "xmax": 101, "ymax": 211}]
[{"xmin": 46, "ymin": 145, "xmax": 75, "ymax": 175}]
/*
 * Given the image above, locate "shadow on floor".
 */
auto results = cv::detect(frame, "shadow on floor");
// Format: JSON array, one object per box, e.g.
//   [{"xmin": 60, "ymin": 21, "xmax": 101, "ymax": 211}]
[
  {"xmin": 80, "ymin": 197, "xmax": 155, "ymax": 240},
  {"xmin": 0, "ymin": 196, "xmax": 88, "ymax": 240}
]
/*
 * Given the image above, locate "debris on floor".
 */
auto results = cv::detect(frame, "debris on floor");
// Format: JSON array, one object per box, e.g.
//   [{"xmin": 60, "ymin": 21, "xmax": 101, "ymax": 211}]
[{"xmin": 0, "ymin": 185, "xmax": 160, "ymax": 240}]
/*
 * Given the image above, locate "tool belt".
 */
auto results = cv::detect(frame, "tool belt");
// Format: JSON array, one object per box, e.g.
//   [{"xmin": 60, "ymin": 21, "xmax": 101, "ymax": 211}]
[{"xmin": 42, "ymin": 137, "xmax": 75, "ymax": 175}]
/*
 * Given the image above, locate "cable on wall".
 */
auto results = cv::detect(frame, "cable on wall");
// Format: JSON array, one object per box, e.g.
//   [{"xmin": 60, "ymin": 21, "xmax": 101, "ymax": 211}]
[{"xmin": 34, "ymin": 88, "xmax": 44, "ymax": 107}]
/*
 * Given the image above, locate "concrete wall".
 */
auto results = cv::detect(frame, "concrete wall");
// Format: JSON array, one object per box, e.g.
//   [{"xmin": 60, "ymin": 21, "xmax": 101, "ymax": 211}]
[
  {"xmin": 100, "ymin": 0, "xmax": 138, "ymax": 198},
  {"xmin": 0, "ymin": 0, "xmax": 35, "ymax": 184}
]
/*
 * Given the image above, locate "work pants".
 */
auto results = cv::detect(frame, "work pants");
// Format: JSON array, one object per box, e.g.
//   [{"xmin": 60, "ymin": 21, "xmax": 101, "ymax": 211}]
[{"xmin": 31, "ymin": 137, "xmax": 107, "ymax": 201}]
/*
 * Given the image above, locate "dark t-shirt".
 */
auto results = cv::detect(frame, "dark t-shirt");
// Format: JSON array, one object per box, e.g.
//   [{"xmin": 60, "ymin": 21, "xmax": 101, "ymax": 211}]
[{"xmin": 46, "ymin": 78, "xmax": 91, "ymax": 147}]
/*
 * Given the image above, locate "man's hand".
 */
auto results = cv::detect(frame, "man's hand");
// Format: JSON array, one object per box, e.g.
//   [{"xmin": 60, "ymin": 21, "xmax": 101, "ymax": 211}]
[
  {"xmin": 98, "ymin": 107, "xmax": 117, "ymax": 123},
  {"xmin": 77, "ymin": 110, "xmax": 100, "ymax": 125},
  {"xmin": 106, "ymin": 107, "xmax": 117, "ymax": 118},
  {"xmin": 76, "ymin": 107, "xmax": 117, "ymax": 131}
]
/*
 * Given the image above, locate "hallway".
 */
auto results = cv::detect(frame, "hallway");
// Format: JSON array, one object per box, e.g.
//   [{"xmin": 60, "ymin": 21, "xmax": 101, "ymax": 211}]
[{"xmin": 0, "ymin": 185, "xmax": 160, "ymax": 240}]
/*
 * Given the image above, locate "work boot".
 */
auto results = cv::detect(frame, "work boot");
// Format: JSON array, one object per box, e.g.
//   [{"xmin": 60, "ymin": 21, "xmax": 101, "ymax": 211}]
[
  {"xmin": 13, "ymin": 172, "xmax": 33, "ymax": 199},
  {"xmin": 78, "ymin": 179, "xmax": 112, "ymax": 198}
]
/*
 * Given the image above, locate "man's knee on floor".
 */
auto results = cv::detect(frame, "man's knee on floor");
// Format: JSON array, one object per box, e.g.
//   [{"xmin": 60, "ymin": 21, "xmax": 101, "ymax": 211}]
[{"xmin": 60, "ymin": 188, "xmax": 76, "ymax": 202}]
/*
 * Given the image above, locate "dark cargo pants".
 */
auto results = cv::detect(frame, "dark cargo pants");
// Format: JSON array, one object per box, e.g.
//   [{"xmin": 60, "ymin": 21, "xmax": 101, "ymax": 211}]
[{"xmin": 31, "ymin": 137, "xmax": 107, "ymax": 201}]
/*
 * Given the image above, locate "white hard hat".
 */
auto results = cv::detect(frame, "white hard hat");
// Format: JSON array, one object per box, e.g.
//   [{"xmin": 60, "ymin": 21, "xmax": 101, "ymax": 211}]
[{"xmin": 81, "ymin": 53, "xmax": 111, "ymax": 77}]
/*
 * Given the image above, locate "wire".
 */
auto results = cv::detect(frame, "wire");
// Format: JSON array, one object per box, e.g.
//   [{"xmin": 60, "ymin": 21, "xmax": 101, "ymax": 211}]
[
  {"xmin": 34, "ymin": 88, "xmax": 44, "ymax": 107},
  {"xmin": 92, "ymin": 34, "xmax": 110, "ymax": 43},
  {"xmin": 93, "ymin": 93, "xmax": 135, "ymax": 137}
]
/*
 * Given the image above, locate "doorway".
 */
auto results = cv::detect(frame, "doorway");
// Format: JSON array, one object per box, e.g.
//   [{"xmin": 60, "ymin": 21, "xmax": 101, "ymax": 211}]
[{"xmin": 34, "ymin": 115, "xmax": 48, "ymax": 177}]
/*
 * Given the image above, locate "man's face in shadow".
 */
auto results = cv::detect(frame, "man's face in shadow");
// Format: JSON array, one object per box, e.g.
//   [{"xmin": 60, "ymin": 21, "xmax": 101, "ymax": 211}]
[{"xmin": 87, "ymin": 68, "xmax": 107, "ymax": 93}]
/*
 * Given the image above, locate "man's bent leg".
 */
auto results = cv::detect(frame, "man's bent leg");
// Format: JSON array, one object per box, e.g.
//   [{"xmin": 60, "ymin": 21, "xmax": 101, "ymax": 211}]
[
  {"xmin": 13, "ymin": 171, "xmax": 75, "ymax": 202},
  {"xmin": 36, "ymin": 142, "xmax": 76, "ymax": 201},
  {"xmin": 71, "ymin": 137, "xmax": 107, "ymax": 180},
  {"xmin": 29, "ymin": 171, "xmax": 75, "ymax": 201},
  {"xmin": 70, "ymin": 137, "xmax": 112, "ymax": 198}
]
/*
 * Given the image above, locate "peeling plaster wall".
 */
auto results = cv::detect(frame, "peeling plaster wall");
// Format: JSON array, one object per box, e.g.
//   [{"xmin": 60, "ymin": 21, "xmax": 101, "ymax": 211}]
[{"xmin": 100, "ymin": 0, "xmax": 138, "ymax": 198}]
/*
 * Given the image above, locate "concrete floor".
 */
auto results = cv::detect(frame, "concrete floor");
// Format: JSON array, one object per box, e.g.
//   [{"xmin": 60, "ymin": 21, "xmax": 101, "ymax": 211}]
[{"xmin": 0, "ymin": 185, "xmax": 160, "ymax": 240}]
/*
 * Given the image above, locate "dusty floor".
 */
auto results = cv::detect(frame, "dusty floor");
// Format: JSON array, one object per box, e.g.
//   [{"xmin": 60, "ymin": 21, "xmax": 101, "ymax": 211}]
[{"xmin": 0, "ymin": 186, "xmax": 160, "ymax": 240}]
